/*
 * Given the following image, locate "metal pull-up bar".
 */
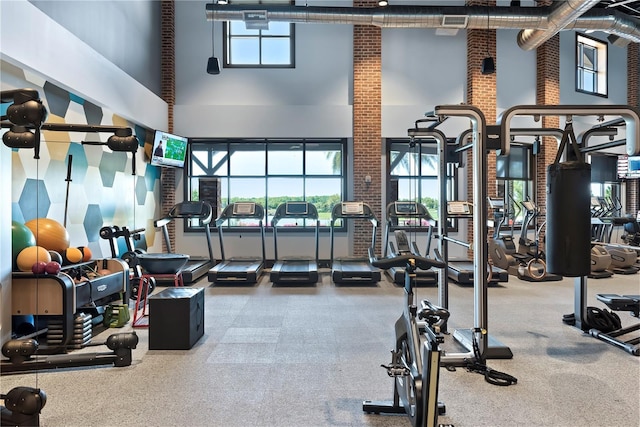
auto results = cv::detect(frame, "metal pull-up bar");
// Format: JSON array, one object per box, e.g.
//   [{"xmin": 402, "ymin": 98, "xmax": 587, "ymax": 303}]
[{"xmin": 496, "ymin": 105, "xmax": 640, "ymax": 157}]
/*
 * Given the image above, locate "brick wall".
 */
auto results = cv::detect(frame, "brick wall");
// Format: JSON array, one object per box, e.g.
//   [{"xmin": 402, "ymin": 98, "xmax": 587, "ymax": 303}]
[
  {"xmin": 160, "ymin": 0, "xmax": 176, "ymax": 250},
  {"xmin": 352, "ymin": 0, "xmax": 382, "ymax": 257},
  {"xmin": 466, "ymin": 0, "xmax": 496, "ymax": 254},
  {"xmin": 535, "ymin": 34, "xmax": 560, "ymax": 250},
  {"xmin": 627, "ymin": 44, "xmax": 639, "ymax": 216}
]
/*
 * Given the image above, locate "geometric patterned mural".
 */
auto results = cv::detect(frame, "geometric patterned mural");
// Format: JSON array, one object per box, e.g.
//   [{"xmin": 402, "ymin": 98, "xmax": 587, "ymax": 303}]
[{"xmin": 6, "ymin": 73, "xmax": 161, "ymax": 261}]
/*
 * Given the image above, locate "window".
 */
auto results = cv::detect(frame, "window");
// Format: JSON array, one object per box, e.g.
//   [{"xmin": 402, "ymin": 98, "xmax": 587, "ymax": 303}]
[
  {"xmin": 387, "ymin": 139, "xmax": 457, "ymax": 228},
  {"xmin": 576, "ymin": 34, "xmax": 608, "ymax": 97},
  {"xmin": 187, "ymin": 139, "xmax": 346, "ymax": 230},
  {"xmin": 223, "ymin": 0, "xmax": 295, "ymax": 69},
  {"xmin": 496, "ymin": 144, "xmax": 534, "ymax": 225}
]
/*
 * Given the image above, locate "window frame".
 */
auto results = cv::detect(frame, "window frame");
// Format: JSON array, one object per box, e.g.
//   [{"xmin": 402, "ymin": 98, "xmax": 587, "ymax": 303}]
[
  {"xmin": 575, "ymin": 33, "xmax": 608, "ymax": 98},
  {"xmin": 185, "ymin": 138, "xmax": 347, "ymax": 233},
  {"xmin": 222, "ymin": 20, "xmax": 295, "ymax": 69},
  {"xmin": 495, "ymin": 143, "xmax": 535, "ymax": 228},
  {"xmin": 386, "ymin": 138, "xmax": 459, "ymax": 232}
]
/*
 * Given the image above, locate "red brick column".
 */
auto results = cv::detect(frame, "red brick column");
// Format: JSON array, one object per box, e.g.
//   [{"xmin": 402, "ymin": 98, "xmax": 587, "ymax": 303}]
[
  {"xmin": 352, "ymin": 0, "xmax": 382, "ymax": 257},
  {"xmin": 535, "ymin": 34, "xmax": 560, "ymax": 249},
  {"xmin": 160, "ymin": 0, "xmax": 176, "ymax": 251},
  {"xmin": 626, "ymin": 44, "xmax": 639, "ymax": 216},
  {"xmin": 466, "ymin": 0, "xmax": 496, "ymax": 253}
]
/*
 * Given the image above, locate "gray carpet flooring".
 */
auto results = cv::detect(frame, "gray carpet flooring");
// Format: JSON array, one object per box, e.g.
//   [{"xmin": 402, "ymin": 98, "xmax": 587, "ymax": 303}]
[{"xmin": 2, "ymin": 270, "xmax": 639, "ymax": 427}]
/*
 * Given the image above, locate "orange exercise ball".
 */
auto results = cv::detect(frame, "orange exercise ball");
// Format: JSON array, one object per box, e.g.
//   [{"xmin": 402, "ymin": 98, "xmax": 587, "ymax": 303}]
[
  {"xmin": 16, "ymin": 246, "xmax": 52, "ymax": 272},
  {"xmin": 25, "ymin": 218, "xmax": 70, "ymax": 253},
  {"xmin": 78, "ymin": 246, "xmax": 92, "ymax": 262},
  {"xmin": 62, "ymin": 247, "xmax": 84, "ymax": 265}
]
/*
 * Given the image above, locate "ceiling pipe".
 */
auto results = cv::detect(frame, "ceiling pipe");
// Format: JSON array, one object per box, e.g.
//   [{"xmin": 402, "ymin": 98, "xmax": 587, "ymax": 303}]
[
  {"xmin": 516, "ymin": 0, "xmax": 601, "ymax": 50},
  {"xmin": 205, "ymin": 3, "xmax": 640, "ymax": 48}
]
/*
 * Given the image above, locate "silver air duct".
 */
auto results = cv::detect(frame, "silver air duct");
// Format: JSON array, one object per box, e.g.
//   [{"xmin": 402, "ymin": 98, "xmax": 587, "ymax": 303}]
[
  {"xmin": 516, "ymin": 0, "xmax": 601, "ymax": 50},
  {"xmin": 205, "ymin": 3, "xmax": 640, "ymax": 49}
]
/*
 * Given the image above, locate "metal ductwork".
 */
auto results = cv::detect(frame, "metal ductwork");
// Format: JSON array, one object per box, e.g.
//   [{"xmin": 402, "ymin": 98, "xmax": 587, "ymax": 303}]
[
  {"xmin": 205, "ymin": 3, "xmax": 640, "ymax": 49},
  {"xmin": 516, "ymin": 0, "xmax": 601, "ymax": 50}
]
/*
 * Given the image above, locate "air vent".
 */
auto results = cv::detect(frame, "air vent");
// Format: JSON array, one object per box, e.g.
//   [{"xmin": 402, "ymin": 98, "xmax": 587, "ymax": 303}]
[{"xmin": 441, "ymin": 15, "xmax": 468, "ymax": 28}]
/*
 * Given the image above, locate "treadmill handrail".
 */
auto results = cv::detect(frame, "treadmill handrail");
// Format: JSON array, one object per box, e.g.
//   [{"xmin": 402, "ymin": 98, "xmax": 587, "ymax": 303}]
[
  {"xmin": 383, "ymin": 201, "xmax": 434, "ymax": 257},
  {"xmin": 215, "ymin": 202, "xmax": 266, "ymax": 263},
  {"xmin": 329, "ymin": 201, "xmax": 378, "ymax": 265},
  {"xmin": 272, "ymin": 202, "xmax": 320, "ymax": 263},
  {"xmin": 153, "ymin": 201, "xmax": 215, "ymax": 263},
  {"xmin": 215, "ymin": 202, "xmax": 265, "ymax": 227}
]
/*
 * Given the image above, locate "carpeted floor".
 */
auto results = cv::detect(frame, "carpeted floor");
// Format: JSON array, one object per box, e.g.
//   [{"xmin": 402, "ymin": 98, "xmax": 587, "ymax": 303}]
[{"xmin": 2, "ymin": 269, "xmax": 639, "ymax": 427}]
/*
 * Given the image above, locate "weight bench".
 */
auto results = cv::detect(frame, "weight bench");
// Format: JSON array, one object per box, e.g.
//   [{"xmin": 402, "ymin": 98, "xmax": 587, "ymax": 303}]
[{"xmin": 589, "ymin": 294, "xmax": 640, "ymax": 356}]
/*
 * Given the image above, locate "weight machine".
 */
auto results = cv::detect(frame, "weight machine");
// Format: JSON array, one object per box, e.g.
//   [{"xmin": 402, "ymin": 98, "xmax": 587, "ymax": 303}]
[
  {"xmin": 496, "ymin": 104, "xmax": 640, "ymax": 356},
  {"xmin": 409, "ymin": 106, "xmax": 513, "ymax": 361}
]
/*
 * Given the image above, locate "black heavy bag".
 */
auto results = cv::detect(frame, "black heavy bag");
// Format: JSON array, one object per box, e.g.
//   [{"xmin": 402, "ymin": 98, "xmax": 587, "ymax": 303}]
[{"xmin": 546, "ymin": 160, "xmax": 591, "ymax": 277}]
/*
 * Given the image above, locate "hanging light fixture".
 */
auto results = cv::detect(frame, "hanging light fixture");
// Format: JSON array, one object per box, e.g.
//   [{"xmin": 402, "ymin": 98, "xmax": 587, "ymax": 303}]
[
  {"xmin": 207, "ymin": 18, "xmax": 221, "ymax": 75},
  {"xmin": 481, "ymin": 5, "xmax": 495, "ymax": 75},
  {"xmin": 378, "ymin": 0, "xmax": 389, "ymax": 6}
]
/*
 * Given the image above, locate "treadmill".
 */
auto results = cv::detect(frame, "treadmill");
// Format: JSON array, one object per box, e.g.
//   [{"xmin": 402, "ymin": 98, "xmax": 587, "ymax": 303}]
[
  {"xmin": 269, "ymin": 201, "xmax": 320, "ymax": 285},
  {"xmin": 208, "ymin": 201, "xmax": 266, "ymax": 285},
  {"xmin": 383, "ymin": 201, "xmax": 437, "ymax": 286},
  {"xmin": 154, "ymin": 201, "xmax": 215, "ymax": 284},
  {"xmin": 446, "ymin": 201, "xmax": 509, "ymax": 285},
  {"xmin": 330, "ymin": 201, "xmax": 381, "ymax": 285}
]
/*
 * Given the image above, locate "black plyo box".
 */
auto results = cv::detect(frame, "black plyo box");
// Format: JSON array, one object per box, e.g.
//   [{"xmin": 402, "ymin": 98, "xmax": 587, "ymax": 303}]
[{"xmin": 148, "ymin": 287, "xmax": 205, "ymax": 350}]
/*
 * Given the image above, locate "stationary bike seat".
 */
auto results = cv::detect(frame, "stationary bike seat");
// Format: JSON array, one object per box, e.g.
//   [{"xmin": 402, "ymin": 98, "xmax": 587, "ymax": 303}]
[{"xmin": 419, "ymin": 299, "xmax": 450, "ymax": 322}]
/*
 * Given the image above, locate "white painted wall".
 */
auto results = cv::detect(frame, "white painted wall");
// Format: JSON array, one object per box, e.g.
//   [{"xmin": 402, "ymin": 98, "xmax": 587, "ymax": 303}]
[
  {"xmin": 0, "ymin": 0, "xmax": 167, "ymax": 132},
  {"xmin": 2, "ymin": 0, "xmax": 633, "ymax": 264},
  {"xmin": 0, "ymin": 110, "xmax": 12, "ymax": 344}
]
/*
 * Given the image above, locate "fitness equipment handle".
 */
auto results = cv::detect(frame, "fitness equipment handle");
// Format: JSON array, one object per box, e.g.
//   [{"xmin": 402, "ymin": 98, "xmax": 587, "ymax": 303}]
[
  {"xmin": 419, "ymin": 299, "xmax": 450, "ymax": 322},
  {"xmin": 369, "ymin": 250, "xmax": 445, "ymax": 271}
]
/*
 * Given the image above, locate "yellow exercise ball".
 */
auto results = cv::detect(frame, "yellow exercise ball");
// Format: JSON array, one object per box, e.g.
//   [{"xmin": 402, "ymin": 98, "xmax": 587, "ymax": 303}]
[
  {"xmin": 16, "ymin": 246, "xmax": 52, "ymax": 272},
  {"xmin": 25, "ymin": 218, "xmax": 70, "ymax": 253}
]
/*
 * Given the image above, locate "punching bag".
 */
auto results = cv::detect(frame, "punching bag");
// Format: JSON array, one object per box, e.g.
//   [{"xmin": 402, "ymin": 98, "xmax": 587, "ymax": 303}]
[{"xmin": 546, "ymin": 126, "xmax": 592, "ymax": 277}]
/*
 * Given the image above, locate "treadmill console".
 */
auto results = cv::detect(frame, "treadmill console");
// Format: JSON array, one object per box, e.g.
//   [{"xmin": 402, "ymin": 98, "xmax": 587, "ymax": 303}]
[
  {"xmin": 447, "ymin": 201, "xmax": 473, "ymax": 216},
  {"xmin": 341, "ymin": 202, "xmax": 364, "ymax": 216},
  {"xmin": 173, "ymin": 201, "xmax": 207, "ymax": 217},
  {"xmin": 521, "ymin": 201, "xmax": 535, "ymax": 212},
  {"xmin": 394, "ymin": 201, "xmax": 418, "ymax": 216},
  {"xmin": 487, "ymin": 198, "xmax": 504, "ymax": 210},
  {"xmin": 233, "ymin": 202, "xmax": 256, "ymax": 216},
  {"xmin": 285, "ymin": 201, "xmax": 308, "ymax": 216}
]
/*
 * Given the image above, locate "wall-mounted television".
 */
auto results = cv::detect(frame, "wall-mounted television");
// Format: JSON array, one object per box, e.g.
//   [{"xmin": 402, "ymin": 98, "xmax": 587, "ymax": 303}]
[
  {"xmin": 150, "ymin": 130, "xmax": 188, "ymax": 168},
  {"xmin": 618, "ymin": 155, "xmax": 640, "ymax": 179},
  {"xmin": 629, "ymin": 156, "xmax": 640, "ymax": 176}
]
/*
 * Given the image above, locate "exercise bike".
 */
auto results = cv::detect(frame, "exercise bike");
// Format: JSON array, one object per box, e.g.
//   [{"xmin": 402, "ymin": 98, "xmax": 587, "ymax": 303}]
[
  {"xmin": 99, "ymin": 225, "xmax": 156, "ymax": 299},
  {"xmin": 363, "ymin": 239, "xmax": 449, "ymax": 427}
]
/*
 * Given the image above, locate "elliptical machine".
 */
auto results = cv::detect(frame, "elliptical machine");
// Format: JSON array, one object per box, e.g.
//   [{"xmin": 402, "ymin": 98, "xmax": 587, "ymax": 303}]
[{"xmin": 488, "ymin": 198, "xmax": 561, "ymax": 282}]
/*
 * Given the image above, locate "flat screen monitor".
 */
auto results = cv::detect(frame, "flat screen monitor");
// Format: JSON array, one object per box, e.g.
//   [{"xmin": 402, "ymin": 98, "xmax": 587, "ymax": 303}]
[
  {"xmin": 629, "ymin": 156, "xmax": 640, "ymax": 177},
  {"xmin": 233, "ymin": 202, "xmax": 256, "ymax": 216},
  {"xmin": 342, "ymin": 202, "xmax": 364, "ymax": 216},
  {"xmin": 150, "ymin": 130, "xmax": 188, "ymax": 168},
  {"xmin": 394, "ymin": 201, "xmax": 418, "ymax": 216},
  {"xmin": 285, "ymin": 202, "xmax": 308, "ymax": 216}
]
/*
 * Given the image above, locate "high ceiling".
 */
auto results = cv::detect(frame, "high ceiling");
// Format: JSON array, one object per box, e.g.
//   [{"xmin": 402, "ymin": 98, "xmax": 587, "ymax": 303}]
[{"xmin": 596, "ymin": 0, "xmax": 640, "ymax": 18}]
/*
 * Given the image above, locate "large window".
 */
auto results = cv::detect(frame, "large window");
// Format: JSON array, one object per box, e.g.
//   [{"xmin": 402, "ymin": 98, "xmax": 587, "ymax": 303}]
[
  {"xmin": 576, "ymin": 33, "xmax": 608, "ymax": 97},
  {"xmin": 496, "ymin": 144, "xmax": 534, "ymax": 225},
  {"xmin": 187, "ymin": 139, "xmax": 346, "ymax": 230},
  {"xmin": 387, "ymin": 139, "xmax": 457, "ymax": 228},
  {"xmin": 223, "ymin": 14, "xmax": 294, "ymax": 68}
]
